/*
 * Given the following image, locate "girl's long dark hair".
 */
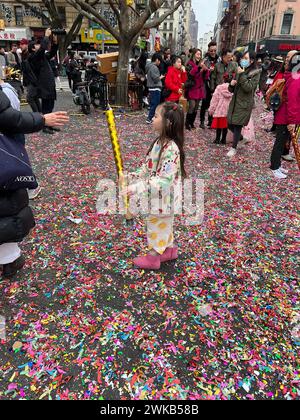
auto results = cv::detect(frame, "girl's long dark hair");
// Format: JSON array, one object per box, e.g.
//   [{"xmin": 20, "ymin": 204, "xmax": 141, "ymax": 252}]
[{"xmin": 147, "ymin": 102, "xmax": 187, "ymax": 178}]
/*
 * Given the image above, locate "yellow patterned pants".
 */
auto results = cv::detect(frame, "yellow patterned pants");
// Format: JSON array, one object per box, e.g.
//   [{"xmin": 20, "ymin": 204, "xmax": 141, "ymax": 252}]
[{"xmin": 147, "ymin": 215, "xmax": 174, "ymax": 255}]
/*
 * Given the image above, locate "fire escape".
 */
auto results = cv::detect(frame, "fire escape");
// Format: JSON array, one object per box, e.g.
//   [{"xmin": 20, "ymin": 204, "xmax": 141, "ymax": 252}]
[
  {"xmin": 237, "ymin": 0, "xmax": 251, "ymax": 47},
  {"xmin": 219, "ymin": 0, "xmax": 239, "ymax": 50}
]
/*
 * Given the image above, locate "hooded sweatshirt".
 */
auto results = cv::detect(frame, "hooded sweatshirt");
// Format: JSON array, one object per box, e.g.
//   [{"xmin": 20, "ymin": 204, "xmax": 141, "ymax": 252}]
[{"xmin": 146, "ymin": 62, "xmax": 162, "ymax": 90}]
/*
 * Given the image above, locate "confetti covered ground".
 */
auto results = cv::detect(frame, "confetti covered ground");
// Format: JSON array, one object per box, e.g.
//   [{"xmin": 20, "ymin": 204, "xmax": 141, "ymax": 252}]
[{"xmin": 0, "ymin": 92, "xmax": 299, "ymax": 400}]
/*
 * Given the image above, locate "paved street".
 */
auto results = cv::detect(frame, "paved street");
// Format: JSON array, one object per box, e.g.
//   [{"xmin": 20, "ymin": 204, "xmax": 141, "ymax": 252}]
[{"xmin": 0, "ymin": 91, "xmax": 299, "ymax": 400}]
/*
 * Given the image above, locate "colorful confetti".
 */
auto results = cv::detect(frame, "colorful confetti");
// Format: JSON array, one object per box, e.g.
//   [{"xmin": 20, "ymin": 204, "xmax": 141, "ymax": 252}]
[{"xmin": 0, "ymin": 93, "xmax": 299, "ymax": 400}]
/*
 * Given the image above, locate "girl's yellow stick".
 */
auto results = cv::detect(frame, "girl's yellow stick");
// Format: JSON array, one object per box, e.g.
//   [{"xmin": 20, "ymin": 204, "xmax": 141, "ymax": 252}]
[{"xmin": 105, "ymin": 107, "xmax": 133, "ymax": 220}]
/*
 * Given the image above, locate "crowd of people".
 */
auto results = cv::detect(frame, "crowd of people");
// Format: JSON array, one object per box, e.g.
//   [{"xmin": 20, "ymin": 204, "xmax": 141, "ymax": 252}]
[
  {"xmin": 132, "ymin": 43, "xmax": 299, "ymax": 169},
  {"xmin": 122, "ymin": 45, "xmax": 300, "ymax": 270},
  {"xmin": 0, "ymin": 34, "xmax": 299, "ymax": 275}
]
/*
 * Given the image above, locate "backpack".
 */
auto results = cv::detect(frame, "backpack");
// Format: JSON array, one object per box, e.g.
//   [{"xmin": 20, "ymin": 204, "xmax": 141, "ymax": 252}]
[{"xmin": 266, "ymin": 79, "xmax": 285, "ymax": 111}]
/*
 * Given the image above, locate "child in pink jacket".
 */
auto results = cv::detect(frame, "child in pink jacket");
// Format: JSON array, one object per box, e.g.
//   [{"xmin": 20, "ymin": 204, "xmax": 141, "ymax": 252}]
[{"xmin": 209, "ymin": 81, "xmax": 233, "ymax": 145}]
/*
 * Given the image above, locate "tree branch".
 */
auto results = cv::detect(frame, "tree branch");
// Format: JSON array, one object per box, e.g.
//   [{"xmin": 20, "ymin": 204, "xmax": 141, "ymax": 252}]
[
  {"xmin": 67, "ymin": 0, "xmax": 120, "ymax": 41},
  {"xmin": 45, "ymin": 0, "xmax": 61, "ymax": 25},
  {"xmin": 64, "ymin": 13, "xmax": 83, "ymax": 48},
  {"xmin": 144, "ymin": 0, "xmax": 184, "ymax": 29},
  {"xmin": 129, "ymin": 0, "xmax": 183, "ymax": 38}
]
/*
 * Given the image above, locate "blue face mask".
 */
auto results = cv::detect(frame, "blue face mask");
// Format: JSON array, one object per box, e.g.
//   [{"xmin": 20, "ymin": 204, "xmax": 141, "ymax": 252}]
[{"xmin": 240, "ymin": 59, "xmax": 250, "ymax": 68}]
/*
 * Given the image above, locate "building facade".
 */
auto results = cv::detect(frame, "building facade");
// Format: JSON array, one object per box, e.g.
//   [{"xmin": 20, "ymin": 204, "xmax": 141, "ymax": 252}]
[
  {"xmin": 199, "ymin": 31, "xmax": 214, "ymax": 54},
  {"xmin": 219, "ymin": 0, "xmax": 240, "ymax": 51},
  {"xmin": 215, "ymin": 0, "xmax": 230, "ymax": 50},
  {"xmin": 0, "ymin": 1, "xmax": 174, "ymax": 53},
  {"xmin": 189, "ymin": 8, "xmax": 199, "ymax": 48},
  {"xmin": 217, "ymin": 0, "xmax": 300, "ymax": 55},
  {"xmin": 248, "ymin": 0, "xmax": 300, "ymax": 55},
  {"xmin": 0, "ymin": 1, "xmax": 80, "ymax": 44},
  {"xmin": 153, "ymin": 0, "xmax": 195, "ymax": 53}
]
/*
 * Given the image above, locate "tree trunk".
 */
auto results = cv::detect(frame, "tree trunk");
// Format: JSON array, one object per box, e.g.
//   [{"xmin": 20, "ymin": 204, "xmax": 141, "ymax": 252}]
[
  {"xmin": 58, "ymin": 39, "xmax": 68, "ymax": 65},
  {"xmin": 116, "ymin": 40, "xmax": 132, "ymax": 107}
]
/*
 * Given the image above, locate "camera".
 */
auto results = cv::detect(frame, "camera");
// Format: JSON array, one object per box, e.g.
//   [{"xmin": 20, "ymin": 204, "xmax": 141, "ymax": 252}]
[{"xmin": 51, "ymin": 28, "xmax": 67, "ymax": 36}]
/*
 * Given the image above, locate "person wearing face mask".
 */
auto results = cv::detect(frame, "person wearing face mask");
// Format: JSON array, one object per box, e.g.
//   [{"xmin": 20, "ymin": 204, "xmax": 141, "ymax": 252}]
[
  {"xmin": 200, "ymin": 41, "xmax": 219, "ymax": 129},
  {"xmin": 227, "ymin": 50, "xmax": 261, "ymax": 158}
]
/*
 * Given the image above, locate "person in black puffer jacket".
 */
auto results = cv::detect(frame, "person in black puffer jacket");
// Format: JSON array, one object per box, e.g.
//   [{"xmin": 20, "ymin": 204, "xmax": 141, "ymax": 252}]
[{"xmin": 0, "ymin": 89, "xmax": 69, "ymax": 279}]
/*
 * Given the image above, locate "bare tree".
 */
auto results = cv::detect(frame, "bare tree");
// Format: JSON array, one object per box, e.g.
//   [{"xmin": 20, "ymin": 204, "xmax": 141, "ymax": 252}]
[
  {"xmin": 67, "ymin": 0, "xmax": 184, "ymax": 105},
  {"xmin": 18, "ymin": 0, "xmax": 87, "ymax": 62}
]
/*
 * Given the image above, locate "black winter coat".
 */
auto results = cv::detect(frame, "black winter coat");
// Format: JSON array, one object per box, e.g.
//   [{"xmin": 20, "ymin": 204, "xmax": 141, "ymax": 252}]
[
  {"xmin": 0, "ymin": 90, "xmax": 44, "ymax": 244},
  {"xmin": 0, "ymin": 190, "xmax": 35, "ymax": 245},
  {"xmin": 29, "ymin": 37, "xmax": 58, "ymax": 100},
  {"xmin": 0, "ymin": 90, "xmax": 44, "ymax": 135}
]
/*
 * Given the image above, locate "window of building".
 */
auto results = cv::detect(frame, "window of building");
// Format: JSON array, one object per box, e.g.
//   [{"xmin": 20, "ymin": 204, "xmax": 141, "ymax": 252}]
[
  {"xmin": 281, "ymin": 13, "xmax": 293, "ymax": 35},
  {"xmin": 14, "ymin": 6, "xmax": 23, "ymax": 26},
  {"xmin": 269, "ymin": 14, "xmax": 275, "ymax": 36}
]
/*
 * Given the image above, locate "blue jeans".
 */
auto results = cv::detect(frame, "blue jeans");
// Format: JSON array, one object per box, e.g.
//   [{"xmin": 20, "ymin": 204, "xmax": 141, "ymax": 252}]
[{"xmin": 148, "ymin": 90, "xmax": 161, "ymax": 121}]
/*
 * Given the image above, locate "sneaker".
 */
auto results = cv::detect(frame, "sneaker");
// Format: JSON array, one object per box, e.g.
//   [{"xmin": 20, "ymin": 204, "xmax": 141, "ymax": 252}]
[
  {"xmin": 2, "ymin": 255, "xmax": 26, "ymax": 279},
  {"xmin": 146, "ymin": 119, "xmax": 152, "ymax": 124},
  {"xmin": 227, "ymin": 148, "xmax": 237, "ymax": 158},
  {"xmin": 51, "ymin": 127, "xmax": 61, "ymax": 132},
  {"xmin": 279, "ymin": 167, "xmax": 289, "ymax": 175},
  {"xmin": 282, "ymin": 154, "xmax": 295, "ymax": 162},
  {"xmin": 272, "ymin": 169, "xmax": 287, "ymax": 179},
  {"xmin": 133, "ymin": 254, "xmax": 161, "ymax": 270},
  {"xmin": 28, "ymin": 186, "xmax": 42, "ymax": 200},
  {"xmin": 237, "ymin": 138, "xmax": 250, "ymax": 148}
]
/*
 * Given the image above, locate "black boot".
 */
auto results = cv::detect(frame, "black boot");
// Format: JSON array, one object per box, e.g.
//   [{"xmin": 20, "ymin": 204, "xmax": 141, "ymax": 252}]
[
  {"xmin": 191, "ymin": 112, "xmax": 197, "ymax": 129},
  {"xmin": 221, "ymin": 129, "xmax": 228, "ymax": 145},
  {"xmin": 185, "ymin": 114, "xmax": 192, "ymax": 131},
  {"xmin": 2, "ymin": 255, "xmax": 26, "ymax": 279},
  {"xmin": 213, "ymin": 129, "xmax": 221, "ymax": 144}
]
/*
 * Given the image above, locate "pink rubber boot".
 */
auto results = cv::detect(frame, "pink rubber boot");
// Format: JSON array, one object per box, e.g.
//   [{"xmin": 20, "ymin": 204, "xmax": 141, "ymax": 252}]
[
  {"xmin": 133, "ymin": 254, "xmax": 161, "ymax": 270},
  {"xmin": 160, "ymin": 247, "xmax": 178, "ymax": 263}
]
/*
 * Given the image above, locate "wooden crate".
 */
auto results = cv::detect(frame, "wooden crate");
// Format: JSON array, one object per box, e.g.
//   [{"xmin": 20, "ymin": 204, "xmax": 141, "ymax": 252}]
[{"xmin": 97, "ymin": 52, "xmax": 119, "ymax": 74}]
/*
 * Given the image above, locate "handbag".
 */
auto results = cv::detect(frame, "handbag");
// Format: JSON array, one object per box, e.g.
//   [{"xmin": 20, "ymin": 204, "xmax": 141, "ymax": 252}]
[
  {"xmin": 184, "ymin": 77, "xmax": 196, "ymax": 91},
  {"xmin": 0, "ymin": 134, "xmax": 38, "ymax": 191}
]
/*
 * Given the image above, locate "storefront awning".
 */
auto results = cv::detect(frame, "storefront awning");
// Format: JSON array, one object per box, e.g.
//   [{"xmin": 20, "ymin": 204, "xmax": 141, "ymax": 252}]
[
  {"xmin": 257, "ymin": 38, "xmax": 300, "ymax": 55},
  {"xmin": 0, "ymin": 27, "xmax": 32, "ymax": 41}
]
